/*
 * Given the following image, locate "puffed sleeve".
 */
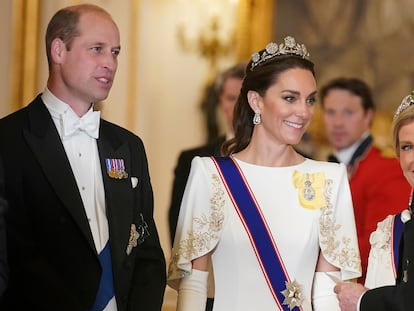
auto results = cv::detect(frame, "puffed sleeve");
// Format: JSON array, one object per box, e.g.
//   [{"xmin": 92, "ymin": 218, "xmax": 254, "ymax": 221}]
[
  {"xmin": 167, "ymin": 156, "xmax": 226, "ymax": 289},
  {"xmin": 318, "ymin": 163, "xmax": 361, "ymax": 281},
  {"xmin": 365, "ymin": 213, "xmax": 404, "ymax": 289}
]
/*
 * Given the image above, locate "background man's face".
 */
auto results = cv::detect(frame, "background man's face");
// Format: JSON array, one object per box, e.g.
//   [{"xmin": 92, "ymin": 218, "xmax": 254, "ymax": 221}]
[{"xmin": 323, "ymin": 89, "xmax": 372, "ymax": 150}]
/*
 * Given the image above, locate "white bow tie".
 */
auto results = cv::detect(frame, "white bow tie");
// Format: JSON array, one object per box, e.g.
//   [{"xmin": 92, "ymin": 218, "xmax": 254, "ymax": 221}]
[{"xmin": 62, "ymin": 110, "xmax": 101, "ymax": 139}]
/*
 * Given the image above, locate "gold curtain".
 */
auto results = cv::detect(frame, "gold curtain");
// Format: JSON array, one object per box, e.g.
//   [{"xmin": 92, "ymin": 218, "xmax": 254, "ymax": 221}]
[
  {"xmin": 235, "ymin": 0, "xmax": 275, "ymax": 62},
  {"xmin": 126, "ymin": 0, "xmax": 140, "ymax": 130},
  {"xmin": 10, "ymin": 0, "xmax": 40, "ymax": 112}
]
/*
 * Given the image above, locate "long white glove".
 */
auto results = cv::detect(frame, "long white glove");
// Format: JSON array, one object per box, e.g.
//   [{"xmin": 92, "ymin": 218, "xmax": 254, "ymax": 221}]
[
  {"xmin": 176, "ymin": 269, "xmax": 208, "ymax": 311},
  {"xmin": 312, "ymin": 271, "xmax": 341, "ymax": 311}
]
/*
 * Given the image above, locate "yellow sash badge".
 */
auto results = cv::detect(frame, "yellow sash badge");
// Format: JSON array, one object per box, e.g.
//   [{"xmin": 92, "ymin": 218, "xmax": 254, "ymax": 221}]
[{"xmin": 292, "ymin": 171, "xmax": 327, "ymax": 210}]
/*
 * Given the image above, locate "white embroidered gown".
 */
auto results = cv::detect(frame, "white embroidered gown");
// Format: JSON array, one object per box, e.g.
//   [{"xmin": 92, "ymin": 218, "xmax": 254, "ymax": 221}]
[
  {"xmin": 168, "ymin": 156, "xmax": 361, "ymax": 310},
  {"xmin": 364, "ymin": 215, "xmax": 398, "ymax": 289},
  {"xmin": 364, "ymin": 210, "xmax": 410, "ymax": 289}
]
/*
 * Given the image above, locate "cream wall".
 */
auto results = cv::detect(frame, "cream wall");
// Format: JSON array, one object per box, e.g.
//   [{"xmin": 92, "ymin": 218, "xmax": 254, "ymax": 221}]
[{"xmin": 0, "ymin": 0, "xmax": 237, "ymax": 308}]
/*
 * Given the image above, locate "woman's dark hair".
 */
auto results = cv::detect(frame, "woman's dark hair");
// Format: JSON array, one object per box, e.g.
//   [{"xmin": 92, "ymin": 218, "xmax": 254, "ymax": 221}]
[{"xmin": 221, "ymin": 54, "xmax": 315, "ymax": 155}]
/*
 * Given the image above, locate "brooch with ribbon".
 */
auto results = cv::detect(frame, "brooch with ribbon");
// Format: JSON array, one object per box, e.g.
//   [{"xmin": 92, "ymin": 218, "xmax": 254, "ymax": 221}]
[
  {"xmin": 281, "ymin": 280, "xmax": 304, "ymax": 310},
  {"xmin": 126, "ymin": 213, "xmax": 150, "ymax": 255},
  {"xmin": 292, "ymin": 171, "xmax": 327, "ymax": 210},
  {"xmin": 105, "ymin": 158, "xmax": 129, "ymax": 179}
]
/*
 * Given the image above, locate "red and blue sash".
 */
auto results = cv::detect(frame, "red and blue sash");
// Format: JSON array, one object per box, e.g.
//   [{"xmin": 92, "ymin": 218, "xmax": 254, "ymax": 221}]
[
  {"xmin": 213, "ymin": 156, "xmax": 302, "ymax": 310},
  {"xmin": 391, "ymin": 213, "xmax": 404, "ymax": 278}
]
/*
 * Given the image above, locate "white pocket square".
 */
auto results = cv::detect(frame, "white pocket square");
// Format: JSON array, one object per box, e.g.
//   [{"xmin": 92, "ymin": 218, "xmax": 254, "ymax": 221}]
[{"xmin": 131, "ymin": 177, "xmax": 138, "ymax": 188}]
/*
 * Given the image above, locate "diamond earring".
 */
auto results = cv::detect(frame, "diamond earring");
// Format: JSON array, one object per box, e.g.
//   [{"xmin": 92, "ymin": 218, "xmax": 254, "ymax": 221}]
[{"xmin": 253, "ymin": 111, "xmax": 261, "ymax": 125}]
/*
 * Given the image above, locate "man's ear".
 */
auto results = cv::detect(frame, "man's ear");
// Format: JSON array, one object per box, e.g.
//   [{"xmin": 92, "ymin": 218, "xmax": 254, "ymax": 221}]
[
  {"xmin": 50, "ymin": 38, "xmax": 65, "ymax": 64},
  {"xmin": 365, "ymin": 108, "xmax": 375, "ymax": 127}
]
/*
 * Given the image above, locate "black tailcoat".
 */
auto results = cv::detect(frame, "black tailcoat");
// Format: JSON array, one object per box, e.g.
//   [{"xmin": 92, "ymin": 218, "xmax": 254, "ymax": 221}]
[{"xmin": 0, "ymin": 95, "xmax": 166, "ymax": 310}]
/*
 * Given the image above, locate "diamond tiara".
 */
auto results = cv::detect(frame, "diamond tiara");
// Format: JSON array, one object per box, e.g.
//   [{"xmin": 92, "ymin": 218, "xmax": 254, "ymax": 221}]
[
  {"xmin": 394, "ymin": 91, "xmax": 414, "ymax": 120},
  {"xmin": 250, "ymin": 36, "xmax": 310, "ymax": 71}
]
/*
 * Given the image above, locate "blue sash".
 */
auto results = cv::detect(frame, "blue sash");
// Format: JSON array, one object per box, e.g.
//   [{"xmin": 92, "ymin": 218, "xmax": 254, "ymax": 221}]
[
  {"xmin": 392, "ymin": 213, "xmax": 404, "ymax": 278},
  {"xmin": 213, "ymin": 156, "xmax": 302, "ymax": 310},
  {"xmin": 88, "ymin": 241, "xmax": 115, "ymax": 311}
]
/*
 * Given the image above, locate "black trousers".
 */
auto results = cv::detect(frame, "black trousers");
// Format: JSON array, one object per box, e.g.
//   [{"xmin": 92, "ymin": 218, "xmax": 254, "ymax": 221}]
[{"xmin": 206, "ymin": 298, "xmax": 214, "ymax": 311}]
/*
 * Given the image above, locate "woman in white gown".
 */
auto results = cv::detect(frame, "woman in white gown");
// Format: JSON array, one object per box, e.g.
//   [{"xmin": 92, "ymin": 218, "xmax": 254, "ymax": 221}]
[{"xmin": 168, "ymin": 36, "xmax": 361, "ymax": 311}]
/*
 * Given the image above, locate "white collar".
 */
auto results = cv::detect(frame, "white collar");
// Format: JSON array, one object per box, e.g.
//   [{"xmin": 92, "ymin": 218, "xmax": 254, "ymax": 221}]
[{"xmin": 336, "ymin": 132, "xmax": 370, "ymax": 164}]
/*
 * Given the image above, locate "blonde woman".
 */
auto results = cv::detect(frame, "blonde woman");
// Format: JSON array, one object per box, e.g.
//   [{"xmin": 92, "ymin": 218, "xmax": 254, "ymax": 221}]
[{"xmin": 335, "ymin": 91, "xmax": 414, "ymax": 311}]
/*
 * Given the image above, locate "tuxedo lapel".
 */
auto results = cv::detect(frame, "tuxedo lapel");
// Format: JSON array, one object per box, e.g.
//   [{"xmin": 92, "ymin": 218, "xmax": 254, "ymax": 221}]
[
  {"xmin": 97, "ymin": 123, "xmax": 134, "ymax": 273},
  {"xmin": 23, "ymin": 98, "xmax": 96, "ymax": 251}
]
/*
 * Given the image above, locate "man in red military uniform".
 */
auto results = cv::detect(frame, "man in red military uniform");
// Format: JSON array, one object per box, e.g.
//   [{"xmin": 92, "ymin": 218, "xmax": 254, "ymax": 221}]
[{"xmin": 320, "ymin": 77, "xmax": 411, "ymax": 283}]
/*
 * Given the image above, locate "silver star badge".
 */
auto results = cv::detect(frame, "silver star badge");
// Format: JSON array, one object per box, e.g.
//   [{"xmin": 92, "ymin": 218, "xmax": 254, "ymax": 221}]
[{"xmin": 281, "ymin": 279, "xmax": 304, "ymax": 310}]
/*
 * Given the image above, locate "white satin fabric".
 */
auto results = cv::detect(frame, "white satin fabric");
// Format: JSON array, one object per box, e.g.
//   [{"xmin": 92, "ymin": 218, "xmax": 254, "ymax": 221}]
[{"xmin": 168, "ymin": 157, "xmax": 361, "ymax": 310}]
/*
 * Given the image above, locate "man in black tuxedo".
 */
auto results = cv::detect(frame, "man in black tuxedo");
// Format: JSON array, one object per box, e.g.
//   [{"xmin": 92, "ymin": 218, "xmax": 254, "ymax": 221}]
[
  {"xmin": 0, "ymin": 4, "xmax": 166, "ymax": 310},
  {"xmin": 334, "ymin": 217, "xmax": 414, "ymax": 310},
  {"xmin": 0, "ymin": 160, "xmax": 7, "ymax": 298}
]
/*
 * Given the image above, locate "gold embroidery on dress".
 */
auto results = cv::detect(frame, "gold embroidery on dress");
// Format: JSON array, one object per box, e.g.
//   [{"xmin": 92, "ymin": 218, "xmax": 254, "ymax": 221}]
[
  {"xmin": 319, "ymin": 179, "xmax": 361, "ymax": 271},
  {"xmin": 168, "ymin": 173, "xmax": 225, "ymax": 278}
]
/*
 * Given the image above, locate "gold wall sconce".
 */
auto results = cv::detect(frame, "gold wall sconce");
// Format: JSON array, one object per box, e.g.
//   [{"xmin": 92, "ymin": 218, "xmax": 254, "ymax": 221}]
[{"xmin": 176, "ymin": 0, "xmax": 238, "ymax": 83}]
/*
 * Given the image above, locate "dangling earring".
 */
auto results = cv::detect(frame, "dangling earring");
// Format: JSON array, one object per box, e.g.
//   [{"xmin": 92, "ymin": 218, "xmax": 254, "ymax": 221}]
[{"xmin": 253, "ymin": 111, "xmax": 261, "ymax": 125}]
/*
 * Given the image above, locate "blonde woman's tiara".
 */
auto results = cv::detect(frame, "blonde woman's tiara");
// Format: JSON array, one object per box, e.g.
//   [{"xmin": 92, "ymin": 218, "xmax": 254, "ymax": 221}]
[{"xmin": 394, "ymin": 91, "xmax": 414, "ymax": 120}]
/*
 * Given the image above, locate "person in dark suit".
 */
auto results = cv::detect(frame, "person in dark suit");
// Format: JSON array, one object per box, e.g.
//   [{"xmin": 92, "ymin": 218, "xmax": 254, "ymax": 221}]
[
  {"xmin": 168, "ymin": 63, "xmax": 246, "ymax": 245},
  {"xmin": 334, "ymin": 91, "xmax": 414, "ymax": 311},
  {"xmin": 0, "ymin": 4, "xmax": 166, "ymax": 310},
  {"xmin": 0, "ymin": 160, "xmax": 7, "ymax": 298},
  {"xmin": 168, "ymin": 135, "xmax": 226, "ymax": 240},
  {"xmin": 168, "ymin": 63, "xmax": 245, "ymax": 311}
]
